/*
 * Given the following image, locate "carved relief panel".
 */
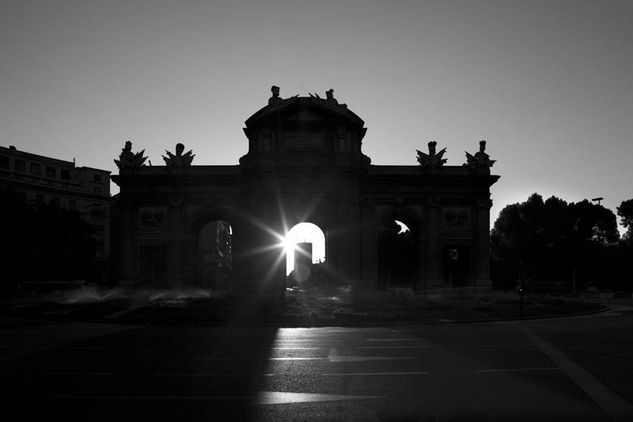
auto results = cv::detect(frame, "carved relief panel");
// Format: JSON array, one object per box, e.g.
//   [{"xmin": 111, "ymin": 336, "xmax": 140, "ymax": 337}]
[
  {"xmin": 138, "ymin": 207, "xmax": 167, "ymax": 231},
  {"xmin": 442, "ymin": 207, "xmax": 471, "ymax": 230}
]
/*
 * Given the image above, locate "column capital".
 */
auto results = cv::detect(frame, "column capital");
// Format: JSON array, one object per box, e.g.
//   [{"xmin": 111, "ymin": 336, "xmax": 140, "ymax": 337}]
[
  {"xmin": 476, "ymin": 198, "xmax": 493, "ymax": 208},
  {"xmin": 426, "ymin": 197, "xmax": 441, "ymax": 208},
  {"xmin": 169, "ymin": 197, "xmax": 183, "ymax": 207}
]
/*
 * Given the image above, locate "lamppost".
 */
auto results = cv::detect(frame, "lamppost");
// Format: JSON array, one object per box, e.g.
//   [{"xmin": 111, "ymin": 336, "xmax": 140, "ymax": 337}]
[{"xmin": 591, "ymin": 197, "xmax": 604, "ymax": 205}]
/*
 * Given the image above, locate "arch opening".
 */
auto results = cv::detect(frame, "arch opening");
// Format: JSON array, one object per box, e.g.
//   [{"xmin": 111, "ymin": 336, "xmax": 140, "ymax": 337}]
[
  {"xmin": 197, "ymin": 219, "xmax": 233, "ymax": 290},
  {"xmin": 284, "ymin": 222, "xmax": 326, "ymax": 286}
]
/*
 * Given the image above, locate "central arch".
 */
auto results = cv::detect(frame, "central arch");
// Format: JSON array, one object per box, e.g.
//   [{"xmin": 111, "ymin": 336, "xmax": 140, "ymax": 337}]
[{"xmin": 284, "ymin": 222, "xmax": 326, "ymax": 285}]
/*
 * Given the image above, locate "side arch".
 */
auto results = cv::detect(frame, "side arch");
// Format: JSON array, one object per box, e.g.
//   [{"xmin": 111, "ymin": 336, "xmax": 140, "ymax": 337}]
[
  {"xmin": 376, "ymin": 206, "xmax": 424, "ymax": 290},
  {"xmin": 184, "ymin": 204, "xmax": 241, "ymax": 289}
]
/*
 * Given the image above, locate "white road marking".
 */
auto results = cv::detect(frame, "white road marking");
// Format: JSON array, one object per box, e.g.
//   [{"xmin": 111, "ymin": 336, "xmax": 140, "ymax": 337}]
[
  {"xmin": 357, "ymin": 346, "xmax": 430, "ymax": 349},
  {"xmin": 473, "ymin": 343, "xmax": 534, "ymax": 348},
  {"xmin": 57, "ymin": 346, "xmax": 105, "ymax": 351},
  {"xmin": 254, "ymin": 391, "xmax": 381, "ymax": 405},
  {"xmin": 269, "ymin": 356, "xmax": 415, "ymax": 362},
  {"xmin": 52, "ymin": 392, "xmax": 381, "ymax": 405},
  {"xmin": 52, "ymin": 395, "xmax": 254, "ymax": 400},
  {"xmin": 156, "ymin": 373, "xmax": 274, "ymax": 377},
  {"xmin": 269, "ymin": 357, "xmax": 328, "ymax": 361},
  {"xmin": 322, "ymin": 371, "xmax": 428, "ymax": 376},
  {"xmin": 475, "ymin": 367, "xmax": 561, "ymax": 373},
  {"xmin": 518, "ymin": 325, "xmax": 633, "ymax": 422},
  {"xmin": 328, "ymin": 355, "xmax": 414, "ymax": 362},
  {"xmin": 272, "ymin": 347, "xmax": 320, "ymax": 350},
  {"xmin": 9, "ymin": 371, "xmax": 114, "ymax": 376},
  {"xmin": 366, "ymin": 338, "xmax": 414, "ymax": 342}
]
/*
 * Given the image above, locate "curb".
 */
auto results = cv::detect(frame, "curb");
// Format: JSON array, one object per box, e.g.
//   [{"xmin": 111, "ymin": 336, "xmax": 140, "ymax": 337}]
[
  {"xmin": 0, "ymin": 301, "xmax": 612, "ymax": 328},
  {"xmin": 276, "ymin": 304, "xmax": 611, "ymax": 328}
]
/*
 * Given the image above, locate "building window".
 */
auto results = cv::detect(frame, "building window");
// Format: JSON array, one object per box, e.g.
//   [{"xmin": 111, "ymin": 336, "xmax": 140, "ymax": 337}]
[
  {"xmin": 30, "ymin": 163, "xmax": 41, "ymax": 176},
  {"xmin": 0, "ymin": 155, "xmax": 8, "ymax": 169},
  {"xmin": 93, "ymin": 174, "xmax": 102, "ymax": 182},
  {"xmin": 69, "ymin": 200, "xmax": 76, "ymax": 211},
  {"xmin": 93, "ymin": 187, "xmax": 102, "ymax": 195},
  {"xmin": 36, "ymin": 194, "xmax": 44, "ymax": 203},
  {"xmin": 61, "ymin": 168, "xmax": 70, "ymax": 180},
  {"xmin": 46, "ymin": 166, "xmax": 56, "ymax": 179},
  {"xmin": 15, "ymin": 159, "xmax": 25, "ymax": 172},
  {"xmin": 51, "ymin": 197, "xmax": 60, "ymax": 207}
]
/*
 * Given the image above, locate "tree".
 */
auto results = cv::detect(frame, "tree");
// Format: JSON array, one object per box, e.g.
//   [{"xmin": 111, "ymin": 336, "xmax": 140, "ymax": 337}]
[
  {"xmin": 0, "ymin": 185, "xmax": 96, "ymax": 294},
  {"xmin": 491, "ymin": 193, "xmax": 619, "ymax": 292},
  {"xmin": 491, "ymin": 193, "xmax": 547, "ymax": 286},
  {"xmin": 617, "ymin": 199, "xmax": 633, "ymax": 244}
]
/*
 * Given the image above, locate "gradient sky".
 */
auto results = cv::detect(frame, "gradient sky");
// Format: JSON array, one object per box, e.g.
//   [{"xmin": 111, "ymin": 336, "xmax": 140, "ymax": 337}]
[{"xmin": 2, "ymin": 0, "xmax": 632, "ymax": 232}]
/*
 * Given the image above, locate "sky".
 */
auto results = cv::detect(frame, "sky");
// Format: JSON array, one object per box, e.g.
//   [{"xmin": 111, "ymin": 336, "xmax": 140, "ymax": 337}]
[{"xmin": 2, "ymin": 0, "xmax": 632, "ymax": 233}]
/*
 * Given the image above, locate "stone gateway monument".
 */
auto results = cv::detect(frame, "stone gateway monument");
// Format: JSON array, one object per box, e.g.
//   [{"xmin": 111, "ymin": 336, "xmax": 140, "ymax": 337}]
[{"xmin": 111, "ymin": 87, "xmax": 499, "ymax": 295}]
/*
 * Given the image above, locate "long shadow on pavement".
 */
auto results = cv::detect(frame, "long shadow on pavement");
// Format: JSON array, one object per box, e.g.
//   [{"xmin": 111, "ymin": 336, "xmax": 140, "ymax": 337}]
[{"xmin": 2, "ymin": 295, "xmax": 281, "ymax": 422}]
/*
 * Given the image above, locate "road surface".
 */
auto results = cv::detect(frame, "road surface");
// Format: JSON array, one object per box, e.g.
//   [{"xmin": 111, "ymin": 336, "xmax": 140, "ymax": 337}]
[{"xmin": 2, "ymin": 303, "xmax": 632, "ymax": 421}]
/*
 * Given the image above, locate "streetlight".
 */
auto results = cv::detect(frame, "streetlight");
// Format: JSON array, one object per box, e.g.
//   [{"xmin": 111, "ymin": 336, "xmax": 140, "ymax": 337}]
[{"xmin": 591, "ymin": 197, "xmax": 604, "ymax": 205}]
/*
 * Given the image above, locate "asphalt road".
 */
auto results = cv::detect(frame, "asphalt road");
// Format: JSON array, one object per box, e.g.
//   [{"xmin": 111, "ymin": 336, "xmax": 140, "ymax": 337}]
[{"xmin": 2, "ymin": 304, "xmax": 633, "ymax": 421}]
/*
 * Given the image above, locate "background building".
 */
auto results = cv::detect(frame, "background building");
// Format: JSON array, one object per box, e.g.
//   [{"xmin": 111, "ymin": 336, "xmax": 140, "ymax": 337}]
[{"xmin": 0, "ymin": 145, "xmax": 111, "ymax": 264}]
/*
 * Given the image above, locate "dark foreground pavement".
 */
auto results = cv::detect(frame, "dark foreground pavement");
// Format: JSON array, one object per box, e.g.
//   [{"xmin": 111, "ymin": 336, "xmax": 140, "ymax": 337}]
[{"xmin": 1, "ymin": 294, "xmax": 632, "ymax": 421}]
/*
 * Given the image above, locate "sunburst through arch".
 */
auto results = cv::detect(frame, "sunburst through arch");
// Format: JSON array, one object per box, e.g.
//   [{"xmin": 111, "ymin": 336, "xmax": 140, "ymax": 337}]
[{"xmin": 284, "ymin": 222, "xmax": 326, "ymax": 276}]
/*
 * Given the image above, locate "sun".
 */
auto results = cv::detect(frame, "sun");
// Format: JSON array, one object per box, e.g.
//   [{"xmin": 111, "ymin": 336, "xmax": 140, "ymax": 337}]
[{"xmin": 283, "ymin": 235, "xmax": 298, "ymax": 253}]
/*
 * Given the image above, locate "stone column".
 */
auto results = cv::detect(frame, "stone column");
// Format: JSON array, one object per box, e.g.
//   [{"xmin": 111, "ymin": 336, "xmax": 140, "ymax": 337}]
[
  {"xmin": 416, "ymin": 219, "xmax": 426, "ymax": 292},
  {"xmin": 426, "ymin": 198, "xmax": 443, "ymax": 290},
  {"xmin": 475, "ymin": 198, "xmax": 493, "ymax": 290},
  {"xmin": 247, "ymin": 192, "xmax": 285, "ymax": 297},
  {"xmin": 168, "ymin": 198, "xmax": 184, "ymax": 289},
  {"xmin": 359, "ymin": 197, "xmax": 378, "ymax": 290},
  {"xmin": 336, "ymin": 194, "xmax": 361, "ymax": 288},
  {"xmin": 119, "ymin": 199, "xmax": 136, "ymax": 287}
]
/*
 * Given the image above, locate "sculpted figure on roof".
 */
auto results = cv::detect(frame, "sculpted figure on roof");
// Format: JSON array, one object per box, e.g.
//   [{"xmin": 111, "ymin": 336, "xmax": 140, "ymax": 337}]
[
  {"xmin": 114, "ymin": 140, "xmax": 147, "ymax": 169},
  {"xmin": 465, "ymin": 140, "xmax": 495, "ymax": 170},
  {"xmin": 417, "ymin": 141, "xmax": 447, "ymax": 168},
  {"xmin": 163, "ymin": 143, "xmax": 195, "ymax": 167},
  {"xmin": 268, "ymin": 85, "xmax": 283, "ymax": 106}
]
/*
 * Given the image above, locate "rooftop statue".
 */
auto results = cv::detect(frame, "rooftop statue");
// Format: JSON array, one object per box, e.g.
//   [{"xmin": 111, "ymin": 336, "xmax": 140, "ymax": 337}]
[
  {"xmin": 163, "ymin": 143, "xmax": 195, "ymax": 167},
  {"xmin": 268, "ymin": 85, "xmax": 283, "ymax": 106},
  {"xmin": 417, "ymin": 141, "xmax": 447, "ymax": 168},
  {"xmin": 465, "ymin": 140, "xmax": 495, "ymax": 170},
  {"xmin": 114, "ymin": 140, "xmax": 148, "ymax": 169},
  {"xmin": 247, "ymin": 86, "xmax": 356, "ymax": 126},
  {"xmin": 326, "ymin": 88, "xmax": 339, "ymax": 104}
]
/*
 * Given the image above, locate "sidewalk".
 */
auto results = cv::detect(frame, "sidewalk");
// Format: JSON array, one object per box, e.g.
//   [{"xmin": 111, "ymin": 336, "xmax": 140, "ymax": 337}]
[{"xmin": 0, "ymin": 285, "xmax": 619, "ymax": 327}]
